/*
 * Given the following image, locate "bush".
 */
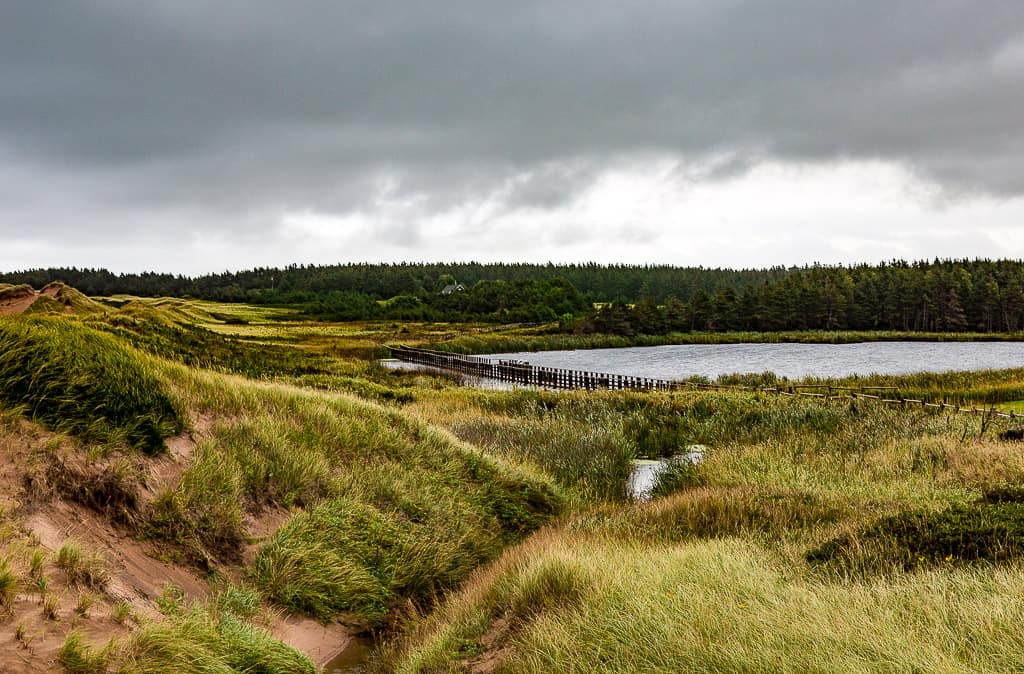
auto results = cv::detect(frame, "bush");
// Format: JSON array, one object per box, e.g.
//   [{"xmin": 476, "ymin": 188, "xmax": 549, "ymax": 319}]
[{"xmin": 808, "ymin": 502, "xmax": 1024, "ymax": 572}]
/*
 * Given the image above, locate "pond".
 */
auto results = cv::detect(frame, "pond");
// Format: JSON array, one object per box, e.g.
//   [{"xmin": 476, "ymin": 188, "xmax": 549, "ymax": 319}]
[{"xmin": 482, "ymin": 341, "xmax": 1024, "ymax": 380}]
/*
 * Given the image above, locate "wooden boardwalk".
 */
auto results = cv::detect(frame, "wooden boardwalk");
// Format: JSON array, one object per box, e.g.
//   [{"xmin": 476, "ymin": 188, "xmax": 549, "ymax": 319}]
[
  {"xmin": 389, "ymin": 345, "xmax": 1024, "ymax": 421},
  {"xmin": 390, "ymin": 345, "xmax": 673, "ymax": 391}
]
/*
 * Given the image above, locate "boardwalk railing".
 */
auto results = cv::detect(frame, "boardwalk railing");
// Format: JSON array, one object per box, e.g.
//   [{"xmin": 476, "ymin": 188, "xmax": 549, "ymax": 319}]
[
  {"xmin": 389, "ymin": 345, "xmax": 1024, "ymax": 421},
  {"xmin": 390, "ymin": 345, "xmax": 674, "ymax": 391}
]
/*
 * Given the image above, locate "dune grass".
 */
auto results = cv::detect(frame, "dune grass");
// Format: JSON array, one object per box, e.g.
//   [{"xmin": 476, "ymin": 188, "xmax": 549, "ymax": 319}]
[
  {"xmin": 394, "ymin": 537, "xmax": 1024, "ymax": 673},
  {"xmin": 0, "ymin": 316, "xmax": 184, "ymax": 453},
  {"xmin": 58, "ymin": 585, "xmax": 316, "ymax": 674},
  {"xmin": 56, "ymin": 539, "xmax": 110, "ymax": 589},
  {"xmin": 139, "ymin": 362, "xmax": 562, "ymax": 626},
  {"xmin": 14, "ymin": 294, "xmax": 1024, "ymax": 670}
]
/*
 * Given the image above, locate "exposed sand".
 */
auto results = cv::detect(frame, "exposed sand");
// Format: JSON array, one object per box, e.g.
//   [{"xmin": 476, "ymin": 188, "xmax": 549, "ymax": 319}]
[{"xmin": 0, "ymin": 417, "xmax": 359, "ymax": 671}]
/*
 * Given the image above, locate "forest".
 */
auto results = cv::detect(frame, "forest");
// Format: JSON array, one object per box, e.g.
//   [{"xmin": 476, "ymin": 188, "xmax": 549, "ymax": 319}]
[{"xmin": 3, "ymin": 258, "xmax": 1024, "ymax": 332}]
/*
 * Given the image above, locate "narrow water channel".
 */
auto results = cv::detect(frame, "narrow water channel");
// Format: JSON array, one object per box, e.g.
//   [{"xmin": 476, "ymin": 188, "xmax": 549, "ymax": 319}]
[
  {"xmin": 322, "ymin": 636, "xmax": 375, "ymax": 673},
  {"xmin": 627, "ymin": 447, "xmax": 705, "ymax": 500}
]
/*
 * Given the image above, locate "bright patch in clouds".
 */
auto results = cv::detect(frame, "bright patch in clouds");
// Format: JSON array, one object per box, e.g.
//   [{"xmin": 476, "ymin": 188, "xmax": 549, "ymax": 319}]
[{"xmin": 261, "ymin": 159, "xmax": 1024, "ymax": 274}]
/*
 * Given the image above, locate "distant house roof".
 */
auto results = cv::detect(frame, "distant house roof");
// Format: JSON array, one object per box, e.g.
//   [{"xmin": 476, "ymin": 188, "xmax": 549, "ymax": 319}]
[{"xmin": 441, "ymin": 283, "xmax": 466, "ymax": 296}]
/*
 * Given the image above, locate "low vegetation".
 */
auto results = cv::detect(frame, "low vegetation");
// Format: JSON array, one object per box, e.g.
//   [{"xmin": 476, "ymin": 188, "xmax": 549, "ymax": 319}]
[{"xmin": 56, "ymin": 540, "xmax": 109, "ymax": 589}]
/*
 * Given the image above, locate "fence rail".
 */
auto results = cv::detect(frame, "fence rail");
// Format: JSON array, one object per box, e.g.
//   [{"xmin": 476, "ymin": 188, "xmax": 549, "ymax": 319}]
[
  {"xmin": 389, "ymin": 345, "xmax": 1024, "ymax": 421},
  {"xmin": 390, "ymin": 345, "xmax": 674, "ymax": 391}
]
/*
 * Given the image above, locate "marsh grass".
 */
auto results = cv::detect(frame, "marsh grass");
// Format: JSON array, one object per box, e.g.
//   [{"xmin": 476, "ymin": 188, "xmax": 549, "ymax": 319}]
[
  {"xmin": 384, "ymin": 370, "xmax": 1024, "ymax": 672},
  {"xmin": 569, "ymin": 487, "xmax": 855, "ymax": 546},
  {"xmin": 0, "ymin": 316, "xmax": 184, "ymax": 453},
  {"xmin": 451, "ymin": 415, "xmax": 636, "ymax": 502}
]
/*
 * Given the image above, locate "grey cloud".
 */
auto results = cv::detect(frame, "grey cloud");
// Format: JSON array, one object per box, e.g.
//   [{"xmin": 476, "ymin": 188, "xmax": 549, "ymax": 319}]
[{"xmin": 1, "ymin": 0, "xmax": 1023, "ymax": 250}]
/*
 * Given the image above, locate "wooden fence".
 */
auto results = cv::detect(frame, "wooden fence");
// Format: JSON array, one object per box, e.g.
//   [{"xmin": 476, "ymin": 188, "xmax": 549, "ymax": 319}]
[
  {"xmin": 389, "ymin": 345, "xmax": 1024, "ymax": 421},
  {"xmin": 390, "ymin": 345, "xmax": 674, "ymax": 391}
]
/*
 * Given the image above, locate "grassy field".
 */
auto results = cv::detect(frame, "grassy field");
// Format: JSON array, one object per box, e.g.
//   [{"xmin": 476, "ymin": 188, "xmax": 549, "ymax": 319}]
[{"xmin": 4, "ymin": 293, "xmax": 1024, "ymax": 671}]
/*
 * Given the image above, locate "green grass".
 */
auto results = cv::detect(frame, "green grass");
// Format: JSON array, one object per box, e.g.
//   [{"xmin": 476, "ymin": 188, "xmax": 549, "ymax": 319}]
[
  {"xmin": 809, "ymin": 501, "xmax": 1024, "ymax": 574},
  {"xmin": 0, "ymin": 555, "xmax": 18, "ymax": 611},
  {"xmin": 58, "ymin": 630, "xmax": 115, "ymax": 673},
  {"xmin": 391, "ymin": 537, "xmax": 1024, "ymax": 673},
  {"xmin": 16, "ymin": 293, "xmax": 1024, "ymax": 670},
  {"xmin": 0, "ymin": 316, "xmax": 184, "ymax": 453},
  {"xmin": 148, "ymin": 441, "xmax": 247, "ymax": 565},
  {"xmin": 384, "ymin": 378, "xmax": 1024, "ymax": 672},
  {"xmin": 65, "ymin": 586, "xmax": 318, "ymax": 674},
  {"xmin": 56, "ymin": 540, "xmax": 110, "ymax": 589}
]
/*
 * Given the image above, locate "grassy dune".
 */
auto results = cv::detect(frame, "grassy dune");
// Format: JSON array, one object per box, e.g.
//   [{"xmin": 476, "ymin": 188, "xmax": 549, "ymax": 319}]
[
  {"xmin": 0, "ymin": 316, "xmax": 185, "ymax": 453},
  {"xmin": 157, "ymin": 364, "xmax": 561, "ymax": 624},
  {"xmin": 0, "ymin": 309, "xmax": 563, "ymax": 670}
]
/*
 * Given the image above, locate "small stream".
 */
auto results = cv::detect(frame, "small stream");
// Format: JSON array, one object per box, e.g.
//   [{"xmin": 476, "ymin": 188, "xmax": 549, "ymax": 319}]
[
  {"xmin": 627, "ymin": 447, "xmax": 705, "ymax": 500},
  {"xmin": 322, "ymin": 636, "xmax": 375, "ymax": 673}
]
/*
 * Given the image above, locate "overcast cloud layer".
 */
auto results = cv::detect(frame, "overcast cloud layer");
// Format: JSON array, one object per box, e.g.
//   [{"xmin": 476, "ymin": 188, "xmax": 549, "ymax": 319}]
[{"xmin": 2, "ymin": 1, "xmax": 1024, "ymax": 274}]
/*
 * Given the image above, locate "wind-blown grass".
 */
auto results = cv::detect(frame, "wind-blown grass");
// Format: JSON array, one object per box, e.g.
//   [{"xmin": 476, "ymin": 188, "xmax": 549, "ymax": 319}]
[
  {"xmin": 387, "ymin": 534, "xmax": 1024, "ymax": 673},
  {"xmin": 144, "ymin": 364, "xmax": 562, "ymax": 626},
  {"xmin": 63, "ymin": 586, "xmax": 317, "ymax": 674},
  {"xmin": 0, "ymin": 316, "xmax": 184, "ymax": 453}
]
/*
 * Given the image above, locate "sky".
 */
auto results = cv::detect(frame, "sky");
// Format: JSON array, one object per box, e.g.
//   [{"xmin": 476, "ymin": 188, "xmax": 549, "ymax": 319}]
[{"xmin": 2, "ymin": 1, "xmax": 1024, "ymax": 275}]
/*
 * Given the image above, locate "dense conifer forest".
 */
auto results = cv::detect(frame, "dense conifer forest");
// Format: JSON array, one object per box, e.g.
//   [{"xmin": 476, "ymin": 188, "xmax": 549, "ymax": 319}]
[{"xmin": 4, "ymin": 259, "xmax": 1024, "ymax": 332}]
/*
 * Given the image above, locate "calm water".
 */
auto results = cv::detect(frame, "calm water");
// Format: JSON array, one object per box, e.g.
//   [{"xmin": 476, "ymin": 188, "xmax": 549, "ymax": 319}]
[
  {"xmin": 484, "ymin": 341, "xmax": 1024, "ymax": 380},
  {"xmin": 628, "ymin": 447, "xmax": 705, "ymax": 500}
]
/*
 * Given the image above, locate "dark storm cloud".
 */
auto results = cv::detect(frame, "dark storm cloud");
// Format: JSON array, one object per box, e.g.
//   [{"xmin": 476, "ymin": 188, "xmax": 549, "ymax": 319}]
[{"xmin": 2, "ymin": 0, "xmax": 1023, "ymax": 246}]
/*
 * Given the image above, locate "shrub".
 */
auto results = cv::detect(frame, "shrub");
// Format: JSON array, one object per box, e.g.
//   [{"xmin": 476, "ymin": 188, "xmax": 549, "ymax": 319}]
[{"xmin": 808, "ymin": 502, "xmax": 1024, "ymax": 572}]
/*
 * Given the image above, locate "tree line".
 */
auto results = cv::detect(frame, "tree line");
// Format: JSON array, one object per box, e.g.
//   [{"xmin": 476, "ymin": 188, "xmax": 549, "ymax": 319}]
[
  {"xmin": 3, "ymin": 259, "xmax": 1024, "ymax": 332},
  {"xmin": 577, "ymin": 260, "xmax": 1024, "ymax": 334}
]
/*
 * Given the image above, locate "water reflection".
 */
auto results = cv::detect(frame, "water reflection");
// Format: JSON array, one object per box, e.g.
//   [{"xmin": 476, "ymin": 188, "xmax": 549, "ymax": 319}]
[
  {"xmin": 323, "ymin": 636, "xmax": 374, "ymax": 674},
  {"xmin": 627, "ymin": 447, "xmax": 705, "ymax": 500}
]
